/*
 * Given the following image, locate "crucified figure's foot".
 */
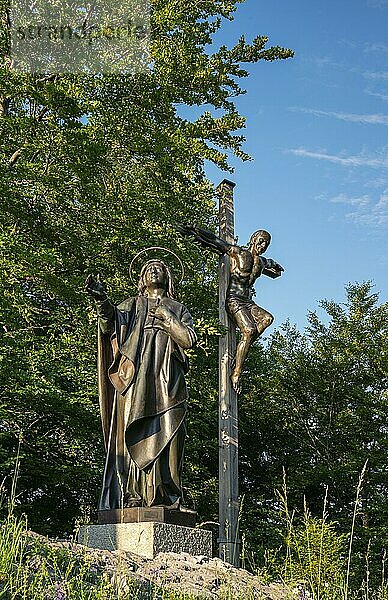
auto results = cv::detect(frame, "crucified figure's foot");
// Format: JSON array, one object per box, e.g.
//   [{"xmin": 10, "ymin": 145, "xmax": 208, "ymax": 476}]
[{"xmin": 230, "ymin": 371, "xmax": 242, "ymax": 395}]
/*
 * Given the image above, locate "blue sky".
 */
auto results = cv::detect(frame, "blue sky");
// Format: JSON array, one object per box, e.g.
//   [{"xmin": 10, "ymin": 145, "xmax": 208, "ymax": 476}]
[{"xmin": 205, "ymin": 0, "xmax": 388, "ymax": 332}]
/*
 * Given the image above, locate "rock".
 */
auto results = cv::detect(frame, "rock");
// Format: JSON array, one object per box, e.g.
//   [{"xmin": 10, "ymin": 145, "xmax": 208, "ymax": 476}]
[{"xmin": 23, "ymin": 530, "xmax": 299, "ymax": 599}]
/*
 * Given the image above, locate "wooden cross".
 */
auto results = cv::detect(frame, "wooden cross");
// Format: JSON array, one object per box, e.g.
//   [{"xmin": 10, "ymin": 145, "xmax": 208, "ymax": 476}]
[{"xmin": 217, "ymin": 179, "xmax": 240, "ymax": 567}]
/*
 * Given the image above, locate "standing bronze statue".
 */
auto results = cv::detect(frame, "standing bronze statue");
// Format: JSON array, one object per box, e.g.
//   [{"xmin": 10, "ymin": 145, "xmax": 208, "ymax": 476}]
[
  {"xmin": 85, "ymin": 258, "xmax": 196, "ymax": 511},
  {"xmin": 178, "ymin": 225, "xmax": 283, "ymax": 393}
]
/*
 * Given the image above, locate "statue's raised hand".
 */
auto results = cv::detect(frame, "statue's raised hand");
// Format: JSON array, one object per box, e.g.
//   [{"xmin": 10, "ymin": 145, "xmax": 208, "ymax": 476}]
[
  {"xmin": 85, "ymin": 274, "xmax": 107, "ymax": 301},
  {"xmin": 176, "ymin": 223, "xmax": 196, "ymax": 237},
  {"xmin": 270, "ymin": 260, "xmax": 284, "ymax": 274}
]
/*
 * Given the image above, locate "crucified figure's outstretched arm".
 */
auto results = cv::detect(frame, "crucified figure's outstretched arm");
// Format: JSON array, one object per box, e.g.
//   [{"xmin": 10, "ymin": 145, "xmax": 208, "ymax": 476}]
[{"xmin": 177, "ymin": 223, "xmax": 232, "ymax": 256}]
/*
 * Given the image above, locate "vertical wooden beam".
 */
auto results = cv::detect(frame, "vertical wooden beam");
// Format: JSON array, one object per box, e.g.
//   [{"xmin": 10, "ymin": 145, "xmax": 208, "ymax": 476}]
[{"xmin": 217, "ymin": 179, "xmax": 240, "ymax": 567}]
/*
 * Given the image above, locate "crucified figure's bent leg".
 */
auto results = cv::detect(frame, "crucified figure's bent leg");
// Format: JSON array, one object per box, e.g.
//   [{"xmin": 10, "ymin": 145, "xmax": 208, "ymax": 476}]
[{"xmin": 230, "ymin": 305, "xmax": 274, "ymax": 394}]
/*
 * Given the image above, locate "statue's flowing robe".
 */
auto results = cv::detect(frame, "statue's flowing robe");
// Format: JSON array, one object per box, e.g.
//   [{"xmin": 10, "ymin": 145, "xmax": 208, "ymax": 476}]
[{"xmin": 96, "ymin": 296, "xmax": 196, "ymax": 510}]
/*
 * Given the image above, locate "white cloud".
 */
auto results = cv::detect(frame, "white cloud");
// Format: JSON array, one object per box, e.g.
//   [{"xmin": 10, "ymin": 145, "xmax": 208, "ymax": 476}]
[
  {"xmin": 318, "ymin": 191, "xmax": 388, "ymax": 228},
  {"xmin": 304, "ymin": 56, "xmax": 339, "ymax": 68},
  {"xmin": 365, "ymin": 90, "xmax": 388, "ymax": 101},
  {"xmin": 347, "ymin": 190, "xmax": 388, "ymax": 226},
  {"xmin": 365, "ymin": 176, "xmax": 388, "ymax": 188},
  {"xmin": 329, "ymin": 193, "xmax": 370, "ymax": 207},
  {"xmin": 364, "ymin": 71, "xmax": 388, "ymax": 80},
  {"xmin": 364, "ymin": 42, "xmax": 388, "ymax": 53},
  {"xmin": 289, "ymin": 106, "xmax": 388, "ymax": 125},
  {"xmin": 367, "ymin": 0, "xmax": 388, "ymax": 7},
  {"xmin": 288, "ymin": 148, "xmax": 388, "ymax": 169}
]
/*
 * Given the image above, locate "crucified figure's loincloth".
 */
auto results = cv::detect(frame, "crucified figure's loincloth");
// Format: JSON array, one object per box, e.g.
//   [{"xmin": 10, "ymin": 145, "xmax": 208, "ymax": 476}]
[{"xmin": 227, "ymin": 293, "xmax": 273, "ymax": 340}]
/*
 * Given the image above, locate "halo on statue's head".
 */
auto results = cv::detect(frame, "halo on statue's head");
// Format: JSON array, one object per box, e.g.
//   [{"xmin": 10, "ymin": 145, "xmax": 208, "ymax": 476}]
[{"xmin": 129, "ymin": 246, "xmax": 185, "ymax": 287}]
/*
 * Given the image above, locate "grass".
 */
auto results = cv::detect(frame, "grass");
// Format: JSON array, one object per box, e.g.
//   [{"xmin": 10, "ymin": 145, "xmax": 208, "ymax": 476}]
[
  {"xmin": 260, "ymin": 466, "xmax": 388, "ymax": 600},
  {"xmin": 0, "ymin": 508, "xmax": 221, "ymax": 599},
  {"xmin": 0, "ymin": 451, "xmax": 386, "ymax": 599},
  {"xmin": 0, "ymin": 511, "xmax": 117, "ymax": 599},
  {"xmin": 0, "ymin": 513, "xmax": 206, "ymax": 599},
  {"xmin": 0, "ymin": 506, "xmax": 293, "ymax": 600},
  {"xmin": 1, "ymin": 500, "xmax": 386, "ymax": 600}
]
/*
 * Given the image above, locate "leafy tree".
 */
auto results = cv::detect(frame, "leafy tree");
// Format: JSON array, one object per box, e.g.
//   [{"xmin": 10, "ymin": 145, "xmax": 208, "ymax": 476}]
[
  {"xmin": 239, "ymin": 282, "xmax": 387, "ymax": 583},
  {"xmin": 0, "ymin": 0, "xmax": 293, "ymax": 534}
]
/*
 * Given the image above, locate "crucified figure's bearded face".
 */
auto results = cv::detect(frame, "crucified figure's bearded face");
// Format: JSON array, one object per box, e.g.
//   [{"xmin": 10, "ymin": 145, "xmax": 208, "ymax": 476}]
[
  {"xmin": 255, "ymin": 237, "xmax": 270, "ymax": 255},
  {"xmin": 249, "ymin": 231, "xmax": 271, "ymax": 256}
]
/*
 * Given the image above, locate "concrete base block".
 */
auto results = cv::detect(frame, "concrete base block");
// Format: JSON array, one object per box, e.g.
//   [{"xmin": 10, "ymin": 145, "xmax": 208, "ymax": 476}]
[{"xmin": 78, "ymin": 522, "xmax": 212, "ymax": 560}]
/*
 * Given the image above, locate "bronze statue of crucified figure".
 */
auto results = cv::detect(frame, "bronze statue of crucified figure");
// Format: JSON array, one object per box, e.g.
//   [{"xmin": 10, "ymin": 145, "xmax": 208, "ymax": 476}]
[{"xmin": 178, "ymin": 224, "xmax": 284, "ymax": 394}]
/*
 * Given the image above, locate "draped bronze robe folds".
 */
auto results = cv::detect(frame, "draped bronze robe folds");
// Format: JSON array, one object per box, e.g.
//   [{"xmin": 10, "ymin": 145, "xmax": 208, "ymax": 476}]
[{"xmin": 96, "ymin": 296, "xmax": 196, "ymax": 510}]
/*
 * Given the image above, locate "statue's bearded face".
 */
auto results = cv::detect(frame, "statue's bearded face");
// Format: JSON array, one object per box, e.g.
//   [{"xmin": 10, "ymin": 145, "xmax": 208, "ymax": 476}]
[
  {"xmin": 249, "ymin": 230, "xmax": 271, "ymax": 255},
  {"xmin": 249, "ymin": 232, "xmax": 270, "ymax": 255},
  {"xmin": 144, "ymin": 262, "xmax": 167, "ymax": 289},
  {"xmin": 254, "ymin": 235, "xmax": 270, "ymax": 255}
]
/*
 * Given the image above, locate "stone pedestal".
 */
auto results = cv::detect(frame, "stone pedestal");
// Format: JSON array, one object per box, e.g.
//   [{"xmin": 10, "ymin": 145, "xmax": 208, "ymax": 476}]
[
  {"xmin": 78, "ymin": 522, "xmax": 212, "ymax": 560},
  {"xmin": 98, "ymin": 506, "xmax": 197, "ymax": 528}
]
